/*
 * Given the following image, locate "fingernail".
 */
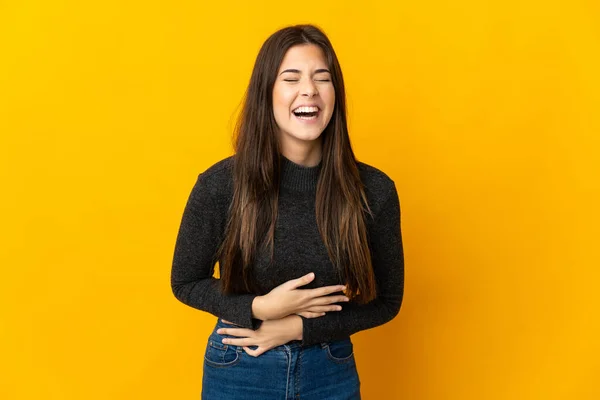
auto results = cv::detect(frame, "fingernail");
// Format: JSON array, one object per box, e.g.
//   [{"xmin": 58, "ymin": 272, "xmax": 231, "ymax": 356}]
[
  {"xmin": 217, "ymin": 329, "xmax": 223, "ymax": 334},
  {"xmin": 340, "ymin": 286, "xmax": 347, "ymax": 290},
  {"xmin": 222, "ymin": 339, "xmax": 228, "ymax": 344},
  {"xmin": 336, "ymin": 306, "xmax": 342, "ymax": 310},
  {"xmin": 344, "ymin": 297, "xmax": 350, "ymax": 301}
]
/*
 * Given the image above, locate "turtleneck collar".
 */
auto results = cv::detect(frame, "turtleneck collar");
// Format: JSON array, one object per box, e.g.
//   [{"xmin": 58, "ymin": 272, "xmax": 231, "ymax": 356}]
[{"xmin": 280, "ymin": 154, "xmax": 322, "ymax": 192}]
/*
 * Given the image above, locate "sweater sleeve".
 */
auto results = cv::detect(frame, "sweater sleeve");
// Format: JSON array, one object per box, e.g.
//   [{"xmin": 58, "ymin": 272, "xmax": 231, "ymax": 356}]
[
  {"xmin": 170, "ymin": 172, "xmax": 261, "ymax": 329},
  {"xmin": 299, "ymin": 182, "xmax": 404, "ymax": 346}
]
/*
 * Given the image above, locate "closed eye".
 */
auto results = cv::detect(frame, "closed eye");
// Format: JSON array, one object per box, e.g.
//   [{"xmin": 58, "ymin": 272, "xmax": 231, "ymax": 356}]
[{"xmin": 283, "ymin": 79, "xmax": 331, "ymax": 82}]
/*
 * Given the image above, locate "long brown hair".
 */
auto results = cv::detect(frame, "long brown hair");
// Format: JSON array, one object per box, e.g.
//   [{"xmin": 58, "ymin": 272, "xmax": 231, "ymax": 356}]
[{"xmin": 217, "ymin": 24, "xmax": 376, "ymax": 304}]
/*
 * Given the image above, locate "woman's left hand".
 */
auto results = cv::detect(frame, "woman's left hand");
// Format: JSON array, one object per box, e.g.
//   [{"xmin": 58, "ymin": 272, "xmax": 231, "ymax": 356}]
[{"xmin": 218, "ymin": 315, "xmax": 303, "ymax": 357}]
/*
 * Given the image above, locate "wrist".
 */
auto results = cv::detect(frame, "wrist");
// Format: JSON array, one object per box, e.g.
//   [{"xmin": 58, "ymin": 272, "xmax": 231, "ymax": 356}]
[
  {"xmin": 252, "ymin": 296, "xmax": 265, "ymax": 321},
  {"xmin": 290, "ymin": 314, "xmax": 303, "ymax": 341}
]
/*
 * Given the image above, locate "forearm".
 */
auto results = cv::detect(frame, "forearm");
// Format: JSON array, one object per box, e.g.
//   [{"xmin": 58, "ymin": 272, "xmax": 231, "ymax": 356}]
[
  {"xmin": 291, "ymin": 314, "xmax": 303, "ymax": 340},
  {"xmin": 250, "ymin": 297, "xmax": 303, "ymax": 339},
  {"xmin": 298, "ymin": 296, "xmax": 401, "ymax": 345}
]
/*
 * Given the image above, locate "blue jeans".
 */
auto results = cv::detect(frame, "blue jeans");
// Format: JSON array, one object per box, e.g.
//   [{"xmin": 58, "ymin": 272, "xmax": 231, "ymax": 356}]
[{"xmin": 201, "ymin": 319, "xmax": 361, "ymax": 399}]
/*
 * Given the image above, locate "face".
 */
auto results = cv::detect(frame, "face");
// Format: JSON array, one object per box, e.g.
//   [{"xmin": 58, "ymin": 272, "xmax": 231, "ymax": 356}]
[{"xmin": 272, "ymin": 44, "xmax": 335, "ymax": 150}]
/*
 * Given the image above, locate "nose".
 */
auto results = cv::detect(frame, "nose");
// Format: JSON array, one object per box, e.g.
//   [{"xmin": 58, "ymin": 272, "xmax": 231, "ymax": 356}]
[{"xmin": 301, "ymin": 79, "xmax": 318, "ymax": 97}]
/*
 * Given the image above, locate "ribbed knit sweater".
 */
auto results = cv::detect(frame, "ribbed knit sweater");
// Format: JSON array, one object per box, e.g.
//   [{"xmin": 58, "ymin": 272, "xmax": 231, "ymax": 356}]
[{"xmin": 171, "ymin": 155, "xmax": 404, "ymax": 346}]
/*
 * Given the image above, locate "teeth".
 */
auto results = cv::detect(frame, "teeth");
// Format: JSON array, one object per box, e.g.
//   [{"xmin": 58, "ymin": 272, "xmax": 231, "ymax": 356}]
[{"xmin": 293, "ymin": 106, "xmax": 319, "ymax": 113}]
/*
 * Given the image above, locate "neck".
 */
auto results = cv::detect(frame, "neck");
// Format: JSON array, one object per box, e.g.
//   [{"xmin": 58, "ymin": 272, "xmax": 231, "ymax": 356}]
[
  {"xmin": 278, "ymin": 137, "xmax": 322, "ymax": 167},
  {"xmin": 279, "ymin": 153, "xmax": 322, "ymax": 192}
]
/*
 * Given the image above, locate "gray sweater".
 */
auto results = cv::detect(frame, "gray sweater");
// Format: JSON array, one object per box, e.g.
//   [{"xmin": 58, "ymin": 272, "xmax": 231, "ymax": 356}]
[{"xmin": 171, "ymin": 155, "xmax": 404, "ymax": 346}]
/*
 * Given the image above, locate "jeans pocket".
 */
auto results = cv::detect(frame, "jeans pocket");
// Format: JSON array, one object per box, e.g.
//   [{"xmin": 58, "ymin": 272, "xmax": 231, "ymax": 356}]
[
  {"xmin": 204, "ymin": 337, "xmax": 241, "ymax": 368},
  {"xmin": 324, "ymin": 338, "xmax": 355, "ymax": 363}
]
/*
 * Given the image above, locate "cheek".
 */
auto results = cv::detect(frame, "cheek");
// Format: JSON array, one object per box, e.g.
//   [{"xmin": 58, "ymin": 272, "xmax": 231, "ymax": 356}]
[
  {"xmin": 273, "ymin": 104, "xmax": 290, "ymax": 123},
  {"xmin": 273, "ymin": 96, "xmax": 294, "ymax": 129},
  {"xmin": 325, "ymin": 87, "xmax": 336, "ymax": 107},
  {"xmin": 273, "ymin": 86, "xmax": 295, "ymax": 111}
]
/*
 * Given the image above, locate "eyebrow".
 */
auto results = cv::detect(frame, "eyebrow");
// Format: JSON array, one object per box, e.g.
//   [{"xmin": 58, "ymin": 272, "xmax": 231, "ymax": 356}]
[{"xmin": 279, "ymin": 68, "xmax": 331, "ymax": 76}]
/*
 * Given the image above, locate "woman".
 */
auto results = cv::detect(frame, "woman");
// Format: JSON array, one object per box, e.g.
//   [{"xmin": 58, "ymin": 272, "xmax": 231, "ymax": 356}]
[{"xmin": 171, "ymin": 24, "xmax": 404, "ymax": 400}]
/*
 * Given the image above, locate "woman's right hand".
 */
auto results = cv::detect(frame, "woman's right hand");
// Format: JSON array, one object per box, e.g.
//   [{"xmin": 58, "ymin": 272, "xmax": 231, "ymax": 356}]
[{"xmin": 252, "ymin": 272, "xmax": 349, "ymax": 321}]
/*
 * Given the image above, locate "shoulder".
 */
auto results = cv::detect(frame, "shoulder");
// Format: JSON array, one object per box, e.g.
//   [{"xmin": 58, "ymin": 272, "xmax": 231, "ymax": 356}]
[
  {"xmin": 199, "ymin": 155, "xmax": 234, "ymax": 181},
  {"xmin": 356, "ymin": 160, "xmax": 396, "ymax": 198},
  {"xmin": 192, "ymin": 155, "xmax": 235, "ymax": 201},
  {"xmin": 356, "ymin": 160, "xmax": 399, "ymax": 218}
]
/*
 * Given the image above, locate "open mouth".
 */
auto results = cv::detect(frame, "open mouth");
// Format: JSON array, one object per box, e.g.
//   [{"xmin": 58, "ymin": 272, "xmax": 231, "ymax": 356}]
[{"xmin": 292, "ymin": 106, "xmax": 320, "ymax": 121}]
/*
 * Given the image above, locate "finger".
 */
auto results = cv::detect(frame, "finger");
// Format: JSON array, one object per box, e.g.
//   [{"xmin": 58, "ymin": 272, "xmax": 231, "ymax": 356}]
[
  {"xmin": 304, "ymin": 305, "xmax": 343, "ymax": 313},
  {"xmin": 305, "ymin": 284, "xmax": 347, "ymax": 298},
  {"xmin": 217, "ymin": 327, "xmax": 255, "ymax": 337},
  {"xmin": 287, "ymin": 272, "xmax": 315, "ymax": 289},
  {"xmin": 221, "ymin": 337, "xmax": 256, "ymax": 346},
  {"xmin": 243, "ymin": 346, "xmax": 268, "ymax": 357},
  {"xmin": 296, "ymin": 311, "xmax": 326, "ymax": 318},
  {"xmin": 306, "ymin": 295, "xmax": 350, "ymax": 307}
]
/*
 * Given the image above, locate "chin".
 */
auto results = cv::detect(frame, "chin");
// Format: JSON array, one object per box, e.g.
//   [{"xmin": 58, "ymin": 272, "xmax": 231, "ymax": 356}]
[{"xmin": 288, "ymin": 131, "xmax": 324, "ymax": 143}]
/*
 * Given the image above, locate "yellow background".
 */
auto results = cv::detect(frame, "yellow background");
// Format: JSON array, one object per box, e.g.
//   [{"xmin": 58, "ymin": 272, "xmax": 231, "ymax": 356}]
[{"xmin": 1, "ymin": 0, "xmax": 599, "ymax": 398}]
